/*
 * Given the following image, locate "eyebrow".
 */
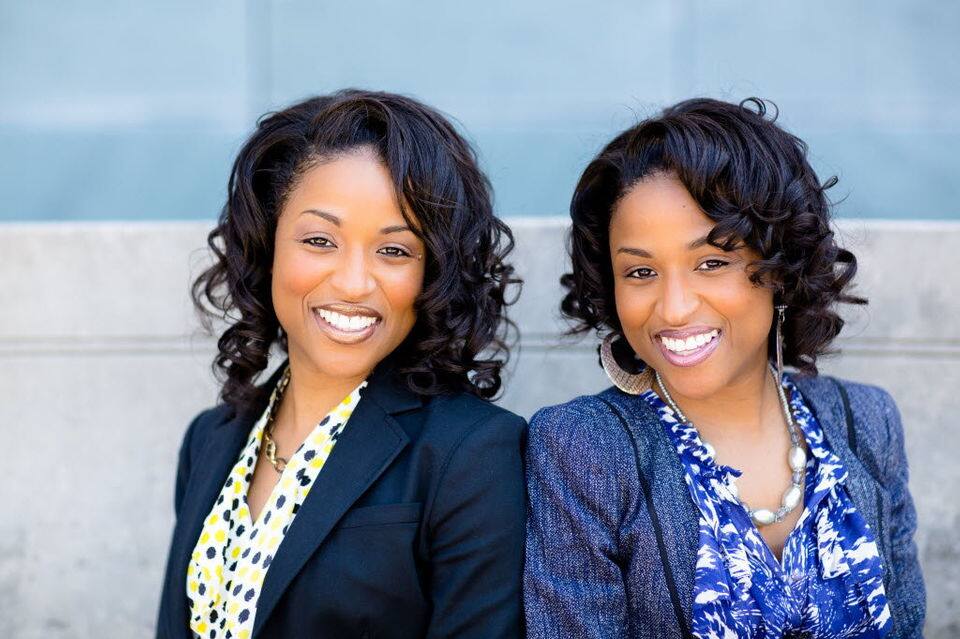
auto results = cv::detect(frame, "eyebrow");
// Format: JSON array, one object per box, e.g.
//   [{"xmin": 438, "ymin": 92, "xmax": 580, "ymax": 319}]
[
  {"xmin": 380, "ymin": 224, "xmax": 414, "ymax": 235},
  {"xmin": 302, "ymin": 209, "xmax": 340, "ymax": 226},
  {"xmin": 302, "ymin": 209, "xmax": 414, "ymax": 235},
  {"xmin": 617, "ymin": 233, "xmax": 712, "ymax": 257}
]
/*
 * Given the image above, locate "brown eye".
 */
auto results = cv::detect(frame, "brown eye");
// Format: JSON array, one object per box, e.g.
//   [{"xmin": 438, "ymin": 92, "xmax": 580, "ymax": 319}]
[
  {"xmin": 627, "ymin": 267, "xmax": 656, "ymax": 279},
  {"xmin": 378, "ymin": 246, "xmax": 412, "ymax": 258},
  {"xmin": 302, "ymin": 237, "xmax": 335, "ymax": 248},
  {"xmin": 697, "ymin": 259, "xmax": 729, "ymax": 271}
]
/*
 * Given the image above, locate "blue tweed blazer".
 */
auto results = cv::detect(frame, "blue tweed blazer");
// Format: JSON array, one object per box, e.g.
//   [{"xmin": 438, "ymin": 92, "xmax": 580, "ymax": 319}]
[{"xmin": 524, "ymin": 374, "xmax": 926, "ymax": 638}]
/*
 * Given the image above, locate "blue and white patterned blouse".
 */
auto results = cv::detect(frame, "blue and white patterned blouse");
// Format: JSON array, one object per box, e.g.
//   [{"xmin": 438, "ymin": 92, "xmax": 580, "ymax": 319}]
[{"xmin": 640, "ymin": 373, "xmax": 892, "ymax": 638}]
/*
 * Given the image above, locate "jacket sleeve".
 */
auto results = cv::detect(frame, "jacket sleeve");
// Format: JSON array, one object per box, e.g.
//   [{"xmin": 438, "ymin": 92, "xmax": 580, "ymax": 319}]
[
  {"xmin": 173, "ymin": 410, "xmax": 204, "ymax": 517},
  {"xmin": 156, "ymin": 409, "xmax": 208, "ymax": 639},
  {"xmin": 424, "ymin": 412, "xmax": 527, "ymax": 639},
  {"xmin": 877, "ymin": 390, "xmax": 926, "ymax": 638},
  {"xmin": 523, "ymin": 402, "xmax": 633, "ymax": 639}
]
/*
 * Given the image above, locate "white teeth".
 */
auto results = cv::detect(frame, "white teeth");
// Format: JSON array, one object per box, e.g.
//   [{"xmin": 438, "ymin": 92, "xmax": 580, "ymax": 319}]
[
  {"xmin": 660, "ymin": 330, "xmax": 719, "ymax": 353},
  {"xmin": 316, "ymin": 309, "xmax": 379, "ymax": 332}
]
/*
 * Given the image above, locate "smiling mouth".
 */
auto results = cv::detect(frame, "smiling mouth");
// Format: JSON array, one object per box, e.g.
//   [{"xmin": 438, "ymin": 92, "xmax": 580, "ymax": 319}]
[
  {"xmin": 312, "ymin": 306, "xmax": 382, "ymax": 344},
  {"xmin": 655, "ymin": 329, "xmax": 722, "ymax": 367}
]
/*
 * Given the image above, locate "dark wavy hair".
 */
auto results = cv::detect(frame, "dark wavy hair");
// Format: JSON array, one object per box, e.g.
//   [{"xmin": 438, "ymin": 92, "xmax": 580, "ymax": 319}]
[
  {"xmin": 562, "ymin": 97, "xmax": 865, "ymax": 376},
  {"xmin": 193, "ymin": 89, "xmax": 520, "ymax": 412}
]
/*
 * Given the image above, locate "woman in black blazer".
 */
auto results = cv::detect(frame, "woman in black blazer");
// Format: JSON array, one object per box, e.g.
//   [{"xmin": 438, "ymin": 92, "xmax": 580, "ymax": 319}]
[{"xmin": 157, "ymin": 90, "xmax": 525, "ymax": 638}]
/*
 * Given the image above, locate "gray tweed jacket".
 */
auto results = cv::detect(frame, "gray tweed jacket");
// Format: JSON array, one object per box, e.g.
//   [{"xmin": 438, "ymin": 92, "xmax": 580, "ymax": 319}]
[{"xmin": 524, "ymin": 373, "xmax": 926, "ymax": 638}]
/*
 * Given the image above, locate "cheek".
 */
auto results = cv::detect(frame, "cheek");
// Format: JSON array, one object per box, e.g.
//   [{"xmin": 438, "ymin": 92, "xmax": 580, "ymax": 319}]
[
  {"xmin": 382, "ymin": 267, "xmax": 424, "ymax": 324},
  {"xmin": 613, "ymin": 281, "xmax": 654, "ymax": 330},
  {"xmin": 714, "ymin": 281, "xmax": 774, "ymax": 339},
  {"xmin": 271, "ymin": 249, "xmax": 327, "ymax": 310},
  {"xmin": 613, "ymin": 282, "xmax": 659, "ymax": 359}
]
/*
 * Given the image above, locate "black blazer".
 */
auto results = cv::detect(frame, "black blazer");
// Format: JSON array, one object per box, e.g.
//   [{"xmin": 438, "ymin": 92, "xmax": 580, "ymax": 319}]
[{"xmin": 156, "ymin": 363, "xmax": 527, "ymax": 638}]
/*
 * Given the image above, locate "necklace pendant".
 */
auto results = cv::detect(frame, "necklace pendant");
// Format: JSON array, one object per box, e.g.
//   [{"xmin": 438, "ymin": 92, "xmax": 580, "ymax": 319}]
[
  {"xmin": 788, "ymin": 445, "xmax": 807, "ymax": 471},
  {"xmin": 752, "ymin": 508, "xmax": 777, "ymax": 526},
  {"xmin": 264, "ymin": 438, "xmax": 277, "ymax": 461},
  {"xmin": 783, "ymin": 484, "xmax": 803, "ymax": 510}
]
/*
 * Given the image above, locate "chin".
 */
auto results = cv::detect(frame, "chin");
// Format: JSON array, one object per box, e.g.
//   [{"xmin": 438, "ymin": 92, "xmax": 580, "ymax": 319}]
[
  {"xmin": 323, "ymin": 350, "xmax": 381, "ymax": 379},
  {"xmin": 655, "ymin": 363, "xmax": 726, "ymax": 400},
  {"xmin": 290, "ymin": 343, "xmax": 380, "ymax": 381}
]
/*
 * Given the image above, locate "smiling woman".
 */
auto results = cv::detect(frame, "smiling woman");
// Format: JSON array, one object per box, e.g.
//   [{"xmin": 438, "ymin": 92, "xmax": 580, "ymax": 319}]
[
  {"xmin": 524, "ymin": 98, "xmax": 926, "ymax": 639},
  {"xmin": 156, "ymin": 90, "xmax": 526, "ymax": 639},
  {"xmin": 270, "ymin": 150, "xmax": 426, "ymax": 404}
]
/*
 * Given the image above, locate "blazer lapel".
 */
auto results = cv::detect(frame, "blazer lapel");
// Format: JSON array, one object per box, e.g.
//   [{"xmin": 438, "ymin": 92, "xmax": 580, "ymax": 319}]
[
  {"xmin": 604, "ymin": 390, "xmax": 699, "ymax": 626},
  {"xmin": 163, "ymin": 367, "xmax": 283, "ymax": 638},
  {"xmin": 164, "ymin": 409, "xmax": 259, "ymax": 637},
  {"xmin": 252, "ymin": 367, "xmax": 417, "ymax": 637},
  {"xmin": 792, "ymin": 375, "xmax": 881, "ymax": 532}
]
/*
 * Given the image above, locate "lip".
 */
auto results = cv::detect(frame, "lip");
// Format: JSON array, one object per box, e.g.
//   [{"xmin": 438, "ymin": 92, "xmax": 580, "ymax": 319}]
[
  {"xmin": 655, "ymin": 328, "xmax": 722, "ymax": 368},
  {"xmin": 311, "ymin": 303, "xmax": 383, "ymax": 345}
]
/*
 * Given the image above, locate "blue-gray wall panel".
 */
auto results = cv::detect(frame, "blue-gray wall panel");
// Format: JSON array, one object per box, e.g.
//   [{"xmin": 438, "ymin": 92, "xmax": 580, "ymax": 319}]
[{"xmin": 0, "ymin": 1, "xmax": 957, "ymax": 220}]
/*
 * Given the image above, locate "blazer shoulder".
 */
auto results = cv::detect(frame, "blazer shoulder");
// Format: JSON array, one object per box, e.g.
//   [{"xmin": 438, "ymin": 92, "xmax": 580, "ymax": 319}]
[
  {"xmin": 792, "ymin": 373, "xmax": 901, "ymax": 457},
  {"xmin": 827, "ymin": 375, "xmax": 898, "ymax": 412},
  {"xmin": 529, "ymin": 389, "xmax": 640, "ymax": 457},
  {"xmin": 425, "ymin": 391, "xmax": 521, "ymax": 424},
  {"xmin": 180, "ymin": 402, "xmax": 236, "ymax": 455},
  {"xmin": 526, "ymin": 390, "xmax": 647, "ymax": 528},
  {"xmin": 531, "ymin": 390, "xmax": 618, "ymax": 425},
  {"xmin": 831, "ymin": 376, "xmax": 902, "ymax": 452},
  {"xmin": 794, "ymin": 372, "xmax": 894, "ymax": 405},
  {"xmin": 417, "ymin": 391, "xmax": 526, "ymax": 448}
]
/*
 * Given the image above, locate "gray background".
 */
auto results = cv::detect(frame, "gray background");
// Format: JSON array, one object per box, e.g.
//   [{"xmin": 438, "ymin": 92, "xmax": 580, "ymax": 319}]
[{"xmin": 1, "ymin": 219, "xmax": 958, "ymax": 637}]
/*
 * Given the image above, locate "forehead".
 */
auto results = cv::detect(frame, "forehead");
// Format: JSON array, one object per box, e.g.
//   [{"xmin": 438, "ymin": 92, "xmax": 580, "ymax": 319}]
[
  {"xmin": 282, "ymin": 149, "xmax": 407, "ymax": 224},
  {"xmin": 610, "ymin": 173, "xmax": 714, "ymax": 242}
]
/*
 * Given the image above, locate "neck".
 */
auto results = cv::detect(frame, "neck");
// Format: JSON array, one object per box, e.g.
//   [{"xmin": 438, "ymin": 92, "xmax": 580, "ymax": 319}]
[
  {"xmin": 278, "ymin": 352, "xmax": 371, "ymax": 440},
  {"xmin": 659, "ymin": 360, "xmax": 780, "ymax": 439}
]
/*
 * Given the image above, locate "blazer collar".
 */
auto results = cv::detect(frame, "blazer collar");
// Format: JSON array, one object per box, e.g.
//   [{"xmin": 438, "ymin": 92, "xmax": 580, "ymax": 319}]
[
  {"xmin": 598, "ymin": 387, "xmax": 700, "ymax": 623},
  {"xmin": 790, "ymin": 374, "xmax": 882, "ymax": 533},
  {"xmin": 165, "ymin": 388, "xmax": 267, "ymax": 639},
  {"xmin": 249, "ymin": 359, "xmax": 417, "ymax": 636},
  {"xmin": 167, "ymin": 360, "xmax": 420, "ymax": 638},
  {"xmin": 605, "ymin": 376, "xmax": 885, "ymax": 624}
]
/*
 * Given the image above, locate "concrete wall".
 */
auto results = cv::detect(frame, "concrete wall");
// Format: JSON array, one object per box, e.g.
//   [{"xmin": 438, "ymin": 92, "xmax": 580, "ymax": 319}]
[{"xmin": 1, "ymin": 219, "xmax": 957, "ymax": 637}]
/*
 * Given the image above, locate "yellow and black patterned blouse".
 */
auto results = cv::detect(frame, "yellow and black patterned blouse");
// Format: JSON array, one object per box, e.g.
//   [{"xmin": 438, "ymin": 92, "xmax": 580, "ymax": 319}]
[{"xmin": 186, "ymin": 374, "xmax": 367, "ymax": 639}]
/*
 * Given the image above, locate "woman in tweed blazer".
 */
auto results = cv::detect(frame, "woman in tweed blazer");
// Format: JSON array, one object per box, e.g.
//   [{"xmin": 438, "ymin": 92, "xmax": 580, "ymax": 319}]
[{"xmin": 524, "ymin": 99, "xmax": 925, "ymax": 638}]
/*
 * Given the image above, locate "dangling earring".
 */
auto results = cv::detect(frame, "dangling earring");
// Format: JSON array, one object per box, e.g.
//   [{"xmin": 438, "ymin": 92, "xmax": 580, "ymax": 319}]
[
  {"xmin": 775, "ymin": 304, "xmax": 787, "ymax": 381},
  {"xmin": 600, "ymin": 333, "xmax": 653, "ymax": 395}
]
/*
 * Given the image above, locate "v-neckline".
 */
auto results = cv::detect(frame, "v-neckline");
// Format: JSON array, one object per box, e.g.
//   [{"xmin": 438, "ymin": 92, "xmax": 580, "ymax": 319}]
[{"xmin": 242, "ymin": 424, "xmax": 308, "ymax": 529}]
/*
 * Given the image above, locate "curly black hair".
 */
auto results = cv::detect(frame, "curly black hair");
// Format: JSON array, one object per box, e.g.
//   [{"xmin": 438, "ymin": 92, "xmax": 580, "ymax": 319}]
[
  {"xmin": 562, "ymin": 97, "xmax": 865, "ymax": 376},
  {"xmin": 193, "ymin": 89, "xmax": 520, "ymax": 412}
]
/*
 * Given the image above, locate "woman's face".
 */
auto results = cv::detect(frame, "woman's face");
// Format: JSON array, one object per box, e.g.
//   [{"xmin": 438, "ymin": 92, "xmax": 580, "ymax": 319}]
[
  {"xmin": 272, "ymin": 147, "xmax": 425, "ymax": 384},
  {"xmin": 609, "ymin": 172, "xmax": 774, "ymax": 400}
]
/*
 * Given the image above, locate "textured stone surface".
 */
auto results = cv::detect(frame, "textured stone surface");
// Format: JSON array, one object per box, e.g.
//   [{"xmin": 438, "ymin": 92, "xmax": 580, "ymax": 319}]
[{"xmin": 0, "ymin": 219, "xmax": 957, "ymax": 636}]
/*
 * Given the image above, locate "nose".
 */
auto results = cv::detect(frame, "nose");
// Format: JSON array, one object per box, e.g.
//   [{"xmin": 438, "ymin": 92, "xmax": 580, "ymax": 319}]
[
  {"xmin": 658, "ymin": 272, "xmax": 700, "ymax": 326},
  {"xmin": 328, "ymin": 247, "xmax": 376, "ymax": 300}
]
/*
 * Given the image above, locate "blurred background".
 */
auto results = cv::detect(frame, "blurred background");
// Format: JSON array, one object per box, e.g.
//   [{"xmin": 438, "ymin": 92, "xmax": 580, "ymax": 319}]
[
  {"xmin": 1, "ymin": 1, "xmax": 958, "ymax": 637},
  {"xmin": 3, "ymin": 0, "xmax": 960, "ymax": 222}
]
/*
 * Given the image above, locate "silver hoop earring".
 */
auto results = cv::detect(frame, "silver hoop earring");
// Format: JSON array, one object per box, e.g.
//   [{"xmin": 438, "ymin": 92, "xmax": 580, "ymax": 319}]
[
  {"xmin": 775, "ymin": 304, "xmax": 787, "ymax": 381},
  {"xmin": 600, "ymin": 333, "xmax": 653, "ymax": 395}
]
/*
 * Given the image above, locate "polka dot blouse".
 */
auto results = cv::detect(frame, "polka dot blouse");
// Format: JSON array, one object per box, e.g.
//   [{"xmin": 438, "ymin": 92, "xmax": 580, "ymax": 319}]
[{"xmin": 186, "ymin": 372, "xmax": 367, "ymax": 639}]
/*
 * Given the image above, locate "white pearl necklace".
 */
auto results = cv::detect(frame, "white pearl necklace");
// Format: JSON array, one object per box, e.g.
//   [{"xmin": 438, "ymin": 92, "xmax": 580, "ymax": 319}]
[{"xmin": 654, "ymin": 364, "xmax": 807, "ymax": 527}]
